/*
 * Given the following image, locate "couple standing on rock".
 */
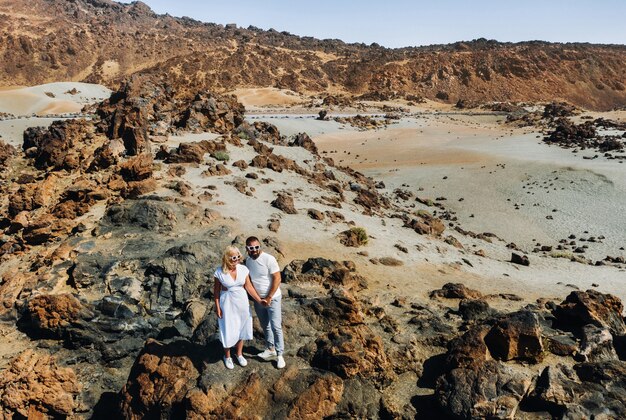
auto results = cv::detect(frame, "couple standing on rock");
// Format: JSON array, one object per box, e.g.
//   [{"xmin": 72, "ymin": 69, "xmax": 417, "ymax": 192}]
[{"xmin": 213, "ymin": 236, "xmax": 285, "ymax": 370}]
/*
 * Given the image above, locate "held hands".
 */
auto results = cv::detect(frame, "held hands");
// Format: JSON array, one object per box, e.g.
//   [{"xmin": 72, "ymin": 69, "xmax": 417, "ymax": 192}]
[{"xmin": 260, "ymin": 297, "xmax": 271, "ymax": 307}]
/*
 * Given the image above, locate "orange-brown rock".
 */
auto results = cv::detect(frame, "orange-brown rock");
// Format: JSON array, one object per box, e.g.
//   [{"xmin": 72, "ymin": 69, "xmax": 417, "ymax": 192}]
[
  {"xmin": 23, "ymin": 119, "xmax": 93, "ymax": 170},
  {"xmin": 251, "ymin": 153, "xmax": 305, "ymax": 174},
  {"xmin": 0, "ymin": 270, "xmax": 31, "ymax": 315},
  {"xmin": 119, "ymin": 154, "xmax": 153, "ymax": 182},
  {"xmin": 8, "ymin": 183, "xmax": 46, "ymax": 218},
  {"xmin": 271, "ymin": 192, "xmax": 297, "ymax": 214},
  {"xmin": 0, "ymin": 139, "xmax": 16, "ymax": 166},
  {"xmin": 430, "ymin": 283, "xmax": 484, "ymax": 300},
  {"xmin": 175, "ymin": 92, "xmax": 245, "ymax": 134},
  {"xmin": 288, "ymin": 375, "xmax": 344, "ymax": 419},
  {"xmin": 0, "ymin": 350, "xmax": 81, "ymax": 418},
  {"xmin": 162, "ymin": 140, "xmax": 226, "ymax": 164},
  {"xmin": 21, "ymin": 215, "xmax": 71, "ymax": 245},
  {"xmin": 311, "ymin": 324, "xmax": 393, "ymax": 382},
  {"xmin": 119, "ymin": 339, "xmax": 201, "ymax": 419},
  {"xmin": 25, "ymin": 294, "xmax": 85, "ymax": 338},
  {"xmin": 52, "ymin": 181, "xmax": 110, "ymax": 219}
]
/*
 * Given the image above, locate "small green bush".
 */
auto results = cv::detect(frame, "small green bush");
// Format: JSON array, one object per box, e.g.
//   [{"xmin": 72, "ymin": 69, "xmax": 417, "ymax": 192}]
[
  {"xmin": 549, "ymin": 251, "xmax": 588, "ymax": 264},
  {"xmin": 212, "ymin": 151, "xmax": 230, "ymax": 162},
  {"xmin": 351, "ymin": 227, "xmax": 368, "ymax": 245}
]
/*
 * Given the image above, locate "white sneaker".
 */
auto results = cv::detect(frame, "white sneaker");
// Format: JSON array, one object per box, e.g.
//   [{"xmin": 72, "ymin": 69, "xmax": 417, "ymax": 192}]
[
  {"xmin": 257, "ymin": 348, "xmax": 277, "ymax": 360},
  {"xmin": 223, "ymin": 357, "xmax": 234, "ymax": 369},
  {"xmin": 236, "ymin": 355, "xmax": 248, "ymax": 367},
  {"xmin": 276, "ymin": 355, "xmax": 286, "ymax": 369}
]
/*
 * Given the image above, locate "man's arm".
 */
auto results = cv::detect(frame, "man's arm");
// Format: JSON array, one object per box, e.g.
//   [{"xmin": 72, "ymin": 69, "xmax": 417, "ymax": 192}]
[{"xmin": 266, "ymin": 271, "xmax": 281, "ymax": 300}]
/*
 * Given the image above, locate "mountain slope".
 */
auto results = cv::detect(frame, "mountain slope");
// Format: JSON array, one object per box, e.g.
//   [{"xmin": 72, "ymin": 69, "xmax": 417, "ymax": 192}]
[{"xmin": 0, "ymin": 0, "xmax": 625, "ymax": 110}]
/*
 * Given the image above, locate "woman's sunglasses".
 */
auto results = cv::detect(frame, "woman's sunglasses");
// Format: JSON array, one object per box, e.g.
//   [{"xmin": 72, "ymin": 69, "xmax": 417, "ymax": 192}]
[
  {"xmin": 246, "ymin": 245, "xmax": 261, "ymax": 251},
  {"xmin": 229, "ymin": 255, "xmax": 241, "ymax": 261}
]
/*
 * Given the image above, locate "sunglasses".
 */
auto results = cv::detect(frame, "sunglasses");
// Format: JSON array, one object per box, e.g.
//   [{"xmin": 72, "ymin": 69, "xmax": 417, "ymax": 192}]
[
  {"xmin": 246, "ymin": 245, "xmax": 261, "ymax": 251},
  {"xmin": 229, "ymin": 255, "xmax": 241, "ymax": 261}
]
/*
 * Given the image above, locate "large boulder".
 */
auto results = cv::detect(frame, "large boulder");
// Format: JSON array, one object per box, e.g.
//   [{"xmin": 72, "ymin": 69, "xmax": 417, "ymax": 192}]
[
  {"xmin": 311, "ymin": 324, "xmax": 393, "ymax": 383},
  {"xmin": 484, "ymin": 310, "xmax": 544, "ymax": 363},
  {"xmin": 175, "ymin": 92, "xmax": 245, "ymax": 134},
  {"xmin": 554, "ymin": 290, "xmax": 626, "ymax": 335},
  {"xmin": 436, "ymin": 360, "xmax": 533, "ymax": 419},
  {"xmin": 528, "ymin": 361, "xmax": 626, "ymax": 418}
]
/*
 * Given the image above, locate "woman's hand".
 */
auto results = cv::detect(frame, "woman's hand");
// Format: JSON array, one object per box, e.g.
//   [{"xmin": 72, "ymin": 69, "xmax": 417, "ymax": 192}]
[{"xmin": 216, "ymin": 305, "xmax": 222, "ymax": 318}]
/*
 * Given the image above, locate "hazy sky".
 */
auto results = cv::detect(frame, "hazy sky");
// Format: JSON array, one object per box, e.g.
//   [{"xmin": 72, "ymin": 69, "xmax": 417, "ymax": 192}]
[{"xmin": 140, "ymin": 0, "xmax": 626, "ymax": 48}]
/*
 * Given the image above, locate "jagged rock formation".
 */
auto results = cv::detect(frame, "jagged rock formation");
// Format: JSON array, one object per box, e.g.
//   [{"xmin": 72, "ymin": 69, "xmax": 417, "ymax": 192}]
[{"xmin": 1, "ymin": 0, "xmax": 625, "ymax": 110}]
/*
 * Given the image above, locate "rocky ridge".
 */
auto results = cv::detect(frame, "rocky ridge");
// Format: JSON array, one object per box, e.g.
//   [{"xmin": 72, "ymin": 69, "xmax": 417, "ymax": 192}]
[{"xmin": 1, "ymin": 0, "xmax": 625, "ymax": 110}]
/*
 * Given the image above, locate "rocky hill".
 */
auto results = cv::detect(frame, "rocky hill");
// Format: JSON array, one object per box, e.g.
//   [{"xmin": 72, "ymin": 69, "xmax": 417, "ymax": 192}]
[{"xmin": 1, "ymin": 0, "xmax": 625, "ymax": 110}]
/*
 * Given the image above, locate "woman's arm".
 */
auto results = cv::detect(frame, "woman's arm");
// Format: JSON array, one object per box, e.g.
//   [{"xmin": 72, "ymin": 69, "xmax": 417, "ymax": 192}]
[
  {"xmin": 213, "ymin": 277, "xmax": 222, "ymax": 318},
  {"xmin": 244, "ymin": 274, "xmax": 263, "ymax": 303}
]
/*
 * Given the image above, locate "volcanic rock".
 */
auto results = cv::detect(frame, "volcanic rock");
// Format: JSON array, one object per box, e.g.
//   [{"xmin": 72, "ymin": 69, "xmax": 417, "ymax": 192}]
[
  {"xmin": 271, "ymin": 192, "xmax": 297, "ymax": 214},
  {"xmin": 282, "ymin": 258, "xmax": 367, "ymax": 291},
  {"xmin": 0, "ymin": 350, "xmax": 81, "ymax": 418},
  {"xmin": 0, "ymin": 139, "xmax": 16, "ymax": 166},
  {"xmin": 436, "ymin": 360, "xmax": 533, "ymax": 419},
  {"xmin": 484, "ymin": 310, "xmax": 544, "ymax": 363},
  {"xmin": 553, "ymin": 289, "xmax": 626, "ymax": 335},
  {"xmin": 430, "ymin": 283, "xmax": 483, "ymax": 300}
]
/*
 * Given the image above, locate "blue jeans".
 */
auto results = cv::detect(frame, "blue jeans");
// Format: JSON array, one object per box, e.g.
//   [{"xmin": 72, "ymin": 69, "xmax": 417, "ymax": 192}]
[{"xmin": 254, "ymin": 296, "xmax": 284, "ymax": 355}]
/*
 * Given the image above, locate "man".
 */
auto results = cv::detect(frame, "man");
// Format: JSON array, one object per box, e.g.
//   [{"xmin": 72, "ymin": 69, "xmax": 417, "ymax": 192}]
[{"xmin": 245, "ymin": 236, "xmax": 285, "ymax": 369}]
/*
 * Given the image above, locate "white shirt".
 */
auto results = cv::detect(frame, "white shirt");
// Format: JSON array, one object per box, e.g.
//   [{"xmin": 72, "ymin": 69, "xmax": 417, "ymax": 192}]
[{"xmin": 245, "ymin": 252, "xmax": 281, "ymax": 298}]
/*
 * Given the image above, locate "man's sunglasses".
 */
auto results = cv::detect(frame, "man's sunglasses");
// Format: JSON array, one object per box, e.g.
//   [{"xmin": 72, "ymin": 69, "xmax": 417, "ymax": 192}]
[
  {"xmin": 246, "ymin": 245, "xmax": 261, "ymax": 251},
  {"xmin": 229, "ymin": 255, "xmax": 241, "ymax": 261}
]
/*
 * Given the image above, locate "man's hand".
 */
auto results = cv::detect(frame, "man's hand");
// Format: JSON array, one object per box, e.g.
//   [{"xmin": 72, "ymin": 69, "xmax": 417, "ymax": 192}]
[
  {"xmin": 216, "ymin": 305, "xmax": 222, "ymax": 318},
  {"xmin": 261, "ymin": 297, "xmax": 271, "ymax": 307}
]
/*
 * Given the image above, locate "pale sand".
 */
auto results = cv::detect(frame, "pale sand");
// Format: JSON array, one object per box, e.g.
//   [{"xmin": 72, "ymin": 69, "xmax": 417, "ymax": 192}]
[
  {"xmin": 0, "ymin": 82, "xmax": 110, "ymax": 116},
  {"xmin": 229, "ymin": 87, "xmax": 304, "ymax": 108},
  {"xmin": 261, "ymin": 111, "xmax": 626, "ymax": 264}
]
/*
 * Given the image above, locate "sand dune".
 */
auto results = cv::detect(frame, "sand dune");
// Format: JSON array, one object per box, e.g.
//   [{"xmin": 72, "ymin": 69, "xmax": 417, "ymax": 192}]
[
  {"xmin": 0, "ymin": 82, "xmax": 110, "ymax": 116},
  {"xmin": 230, "ymin": 87, "xmax": 304, "ymax": 108}
]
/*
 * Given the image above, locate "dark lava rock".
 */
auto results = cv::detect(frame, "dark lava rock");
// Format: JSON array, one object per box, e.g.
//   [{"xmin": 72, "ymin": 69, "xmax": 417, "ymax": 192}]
[
  {"xmin": 484, "ymin": 310, "xmax": 544, "ymax": 363},
  {"xmin": 289, "ymin": 132, "xmax": 318, "ymax": 155},
  {"xmin": 510, "ymin": 252, "xmax": 530, "ymax": 266},
  {"xmin": 430, "ymin": 283, "xmax": 483, "ymax": 300},
  {"xmin": 282, "ymin": 258, "xmax": 367, "ymax": 291},
  {"xmin": 553, "ymin": 289, "xmax": 626, "ymax": 335}
]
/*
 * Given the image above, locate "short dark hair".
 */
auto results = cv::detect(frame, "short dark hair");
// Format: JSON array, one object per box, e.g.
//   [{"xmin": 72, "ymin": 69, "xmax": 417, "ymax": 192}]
[{"xmin": 246, "ymin": 236, "xmax": 260, "ymax": 246}]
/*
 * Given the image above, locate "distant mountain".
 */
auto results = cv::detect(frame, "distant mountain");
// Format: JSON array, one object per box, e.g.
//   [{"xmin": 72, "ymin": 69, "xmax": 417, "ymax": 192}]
[{"xmin": 1, "ymin": 0, "xmax": 625, "ymax": 110}]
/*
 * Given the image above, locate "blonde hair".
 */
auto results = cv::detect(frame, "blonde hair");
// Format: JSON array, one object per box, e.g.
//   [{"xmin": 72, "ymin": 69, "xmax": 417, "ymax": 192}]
[{"xmin": 221, "ymin": 245, "xmax": 242, "ymax": 273}]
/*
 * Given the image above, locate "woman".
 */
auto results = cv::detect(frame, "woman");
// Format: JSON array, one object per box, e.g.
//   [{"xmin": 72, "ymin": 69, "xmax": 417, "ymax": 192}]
[{"xmin": 214, "ymin": 245, "xmax": 263, "ymax": 369}]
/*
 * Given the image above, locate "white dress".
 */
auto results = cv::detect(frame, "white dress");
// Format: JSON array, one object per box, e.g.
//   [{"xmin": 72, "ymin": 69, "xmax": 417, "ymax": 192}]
[{"xmin": 214, "ymin": 264, "xmax": 253, "ymax": 348}]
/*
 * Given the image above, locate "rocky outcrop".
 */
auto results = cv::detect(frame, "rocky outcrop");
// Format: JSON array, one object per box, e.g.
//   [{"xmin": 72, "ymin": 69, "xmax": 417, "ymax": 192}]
[
  {"xmin": 175, "ymin": 92, "xmax": 245, "ymax": 134},
  {"xmin": 23, "ymin": 119, "xmax": 94, "ymax": 170},
  {"xmin": 554, "ymin": 289, "xmax": 626, "ymax": 335},
  {"xmin": 282, "ymin": 257, "xmax": 368, "ymax": 291},
  {"xmin": 289, "ymin": 132, "xmax": 318, "ymax": 155},
  {"xmin": 0, "ymin": 350, "xmax": 81, "ymax": 418}
]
